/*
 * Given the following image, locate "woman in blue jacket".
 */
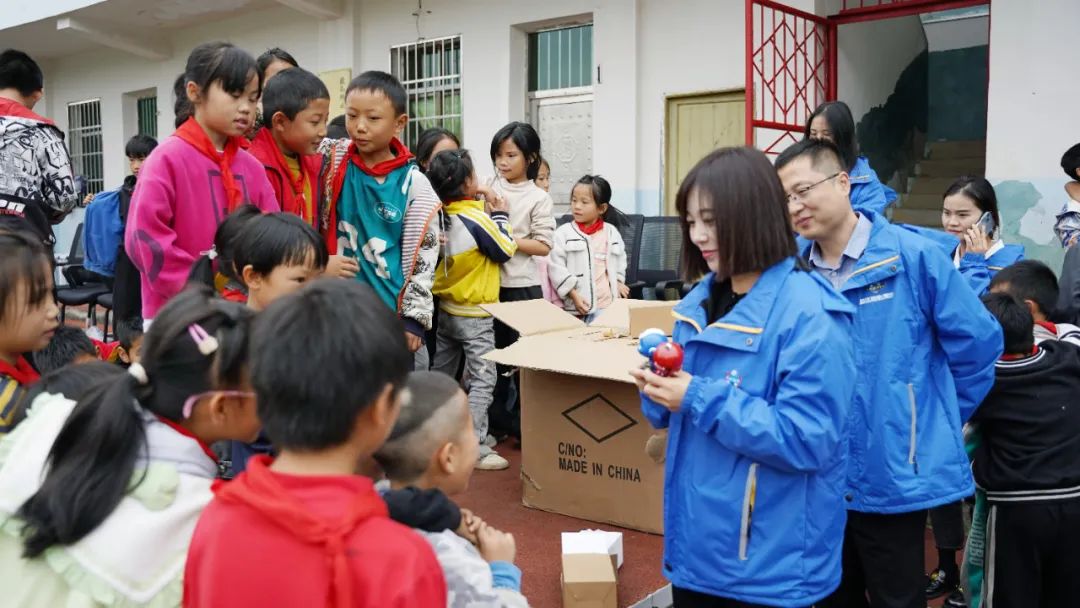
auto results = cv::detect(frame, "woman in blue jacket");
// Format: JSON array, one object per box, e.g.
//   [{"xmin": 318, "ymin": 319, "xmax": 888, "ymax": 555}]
[
  {"xmin": 941, "ymin": 175, "xmax": 1024, "ymax": 295},
  {"xmin": 630, "ymin": 147, "xmax": 857, "ymax": 607},
  {"xmin": 806, "ymin": 101, "xmax": 897, "ymax": 215}
]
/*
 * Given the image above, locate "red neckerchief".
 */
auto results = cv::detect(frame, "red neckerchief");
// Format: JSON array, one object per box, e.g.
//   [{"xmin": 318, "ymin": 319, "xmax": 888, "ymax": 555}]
[
  {"xmin": 154, "ymin": 415, "xmax": 219, "ymax": 463},
  {"xmin": 1035, "ymin": 320, "xmax": 1058, "ymax": 336},
  {"xmin": 576, "ymin": 218, "xmax": 605, "ymax": 236},
  {"xmin": 221, "ymin": 286, "xmax": 247, "ymax": 303},
  {"xmin": 213, "ymin": 455, "xmax": 388, "ymax": 608},
  {"xmin": 252, "ymin": 129, "xmax": 311, "ymax": 224},
  {"xmin": 0, "ymin": 356, "xmax": 39, "ymax": 385},
  {"xmin": 1000, "ymin": 346, "xmax": 1039, "ymax": 361},
  {"xmin": 175, "ymin": 117, "xmax": 245, "ymax": 212},
  {"xmin": 0, "ymin": 98, "xmax": 54, "ymax": 125},
  {"xmin": 347, "ymin": 138, "xmax": 414, "ymax": 177}
]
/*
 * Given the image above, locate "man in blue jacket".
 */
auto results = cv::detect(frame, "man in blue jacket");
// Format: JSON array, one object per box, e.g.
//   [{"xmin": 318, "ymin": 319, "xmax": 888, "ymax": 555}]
[{"xmin": 776, "ymin": 139, "xmax": 1002, "ymax": 608}]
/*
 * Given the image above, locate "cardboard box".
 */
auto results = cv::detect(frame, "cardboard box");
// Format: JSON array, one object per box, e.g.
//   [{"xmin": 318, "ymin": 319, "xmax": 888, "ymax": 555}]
[
  {"xmin": 562, "ymin": 530, "xmax": 624, "ymax": 570},
  {"xmin": 483, "ymin": 300, "xmax": 674, "ymax": 534},
  {"xmin": 562, "ymin": 553, "xmax": 617, "ymax": 608}
]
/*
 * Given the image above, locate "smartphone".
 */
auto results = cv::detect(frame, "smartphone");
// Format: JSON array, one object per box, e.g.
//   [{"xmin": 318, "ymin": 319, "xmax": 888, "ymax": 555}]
[{"xmin": 975, "ymin": 211, "xmax": 996, "ymax": 236}]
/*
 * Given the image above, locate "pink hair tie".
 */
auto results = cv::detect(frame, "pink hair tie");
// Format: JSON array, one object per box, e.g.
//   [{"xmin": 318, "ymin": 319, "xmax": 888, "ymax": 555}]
[{"xmin": 188, "ymin": 324, "xmax": 219, "ymax": 356}]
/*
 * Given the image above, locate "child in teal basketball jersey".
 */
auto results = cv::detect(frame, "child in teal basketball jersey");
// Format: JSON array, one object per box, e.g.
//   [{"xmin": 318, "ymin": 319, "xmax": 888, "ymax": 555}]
[{"xmin": 320, "ymin": 71, "xmax": 441, "ymax": 356}]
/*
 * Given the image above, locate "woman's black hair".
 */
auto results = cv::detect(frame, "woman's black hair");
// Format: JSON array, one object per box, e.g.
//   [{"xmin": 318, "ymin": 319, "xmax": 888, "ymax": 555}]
[
  {"xmin": 490, "ymin": 121, "xmax": 543, "ymax": 180},
  {"xmin": 173, "ymin": 73, "xmax": 192, "ymax": 129},
  {"xmin": 426, "ymin": 149, "xmax": 475, "ymax": 203},
  {"xmin": 676, "ymin": 147, "xmax": 796, "ymax": 281},
  {"xmin": 233, "ymin": 212, "xmax": 329, "ymax": 280},
  {"xmin": 804, "ymin": 101, "xmax": 858, "ymax": 171},
  {"xmin": 17, "ymin": 286, "xmax": 253, "ymax": 558},
  {"xmin": 187, "ymin": 205, "xmax": 263, "ymax": 289},
  {"xmin": 13, "ymin": 362, "xmax": 126, "ymax": 428},
  {"xmin": 256, "ymin": 48, "xmax": 299, "ymax": 81},
  {"xmin": 1061, "ymin": 143, "xmax": 1080, "ymax": 180},
  {"xmin": 944, "ymin": 175, "xmax": 1000, "ymax": 233},
  {"xmin": 416, "ymin": 128, "xmax": 461, "ymax": 171},
  {"xmin": 184, "ymin": 42, "xmax": 260, "ymax": 102},
  {"xmin": 0, "ymin": 230, "xmax": 52, "ymax": 325}
]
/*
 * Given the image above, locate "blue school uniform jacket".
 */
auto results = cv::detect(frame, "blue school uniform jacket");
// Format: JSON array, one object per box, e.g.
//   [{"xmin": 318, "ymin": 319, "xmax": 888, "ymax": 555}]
[
  {"xmin": 641, "ymin": 257, "xmax": 856, "ymax": 606},
  {"xmin": 799, "ymin": 211, "xmax": 1002, "ymax": 514},
  {"xmin": 897, "ymin": 225, "xmax": 1025, "ymax": 295},
  {"xmin": 849, "ymin": 156, "xmax": 898, "ymax": 216}
]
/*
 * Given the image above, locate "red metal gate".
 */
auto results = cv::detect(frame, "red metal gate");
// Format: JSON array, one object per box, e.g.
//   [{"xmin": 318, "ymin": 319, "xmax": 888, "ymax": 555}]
[{"xmin": 745, "ymin": 0, "xmax": 834, "ymax": 155}]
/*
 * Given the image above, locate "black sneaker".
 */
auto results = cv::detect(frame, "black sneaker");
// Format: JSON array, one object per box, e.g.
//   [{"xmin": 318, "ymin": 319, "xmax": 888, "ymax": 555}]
[
  {"xmin": 943, "ymin": 588, "xmax": 968, "ymax": 608},
  {"xmin": 925, "ymin": 568, "xmax": 956, "ymax": 599}
]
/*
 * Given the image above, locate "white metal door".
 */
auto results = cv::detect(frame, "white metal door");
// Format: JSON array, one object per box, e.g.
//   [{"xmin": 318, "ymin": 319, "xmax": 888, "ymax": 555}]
[{"xmin": 529, "ymin": 89, "xmax": 593, "ymax": 214}]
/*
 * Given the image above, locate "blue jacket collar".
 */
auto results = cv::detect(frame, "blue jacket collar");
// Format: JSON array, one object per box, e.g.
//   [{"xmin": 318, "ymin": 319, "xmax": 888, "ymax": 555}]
[
  {"xmin": 674, "ymin": 257, "xmax": 799, "ymax": 342},
  {"xmin": 799, "ymin": 210, "xmax": 905, "ymax": 292}
]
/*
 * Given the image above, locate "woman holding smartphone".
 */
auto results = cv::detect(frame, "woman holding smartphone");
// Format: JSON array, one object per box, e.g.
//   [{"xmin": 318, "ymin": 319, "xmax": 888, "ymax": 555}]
[{"xmin": 941, "ymin": 175, "xmax": 1024, "ymax": 295}]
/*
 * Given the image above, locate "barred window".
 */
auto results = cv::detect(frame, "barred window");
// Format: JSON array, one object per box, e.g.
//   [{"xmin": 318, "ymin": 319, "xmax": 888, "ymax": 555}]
[
  {"xmin": 137, "ymin": 96, "xmax": 158, "ymax": 138},
  {"xmin": 529, "ymin": 24, "xmax": 593, "ymax": 92},
  {"xmin": 390, "ymin": 35, "xmax": 462, "ymax": 151},
  {"xmin": 67, "ymin": 99, "xmax": 103, "ymax": 194}
]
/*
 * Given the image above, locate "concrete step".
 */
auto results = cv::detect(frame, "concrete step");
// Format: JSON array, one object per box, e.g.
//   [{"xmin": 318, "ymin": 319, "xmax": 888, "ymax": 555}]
[
  {"xmin": 928, "ymin": 140, "xmax": 986, "ymax": 160},
  {"xmin": 901, "ymin": 193, "xmax": 944, "ymax": 211},
  {"xmin": 917, "ymin": 158, "xmax": 985, "ymax": 178},
  {"xmin": 908, "ymin": 176, "xmax": 959, "ymax": 196},
  {"xmin": 891, "ymin": 207, "xmax": 943, "ymax": 227}
]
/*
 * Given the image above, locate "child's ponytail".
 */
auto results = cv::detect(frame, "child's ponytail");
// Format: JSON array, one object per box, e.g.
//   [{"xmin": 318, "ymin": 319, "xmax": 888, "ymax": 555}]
[
  {"xmin": 426, "ymin": 149, "xmax": 475, "ymax": 203},
  {"xmin": 17, "ymin": 286, "xmax": 254, "ymax": 557},
  {"xmin": 186, "ymin": 204, "xmax": 262, "ymax": 289}
]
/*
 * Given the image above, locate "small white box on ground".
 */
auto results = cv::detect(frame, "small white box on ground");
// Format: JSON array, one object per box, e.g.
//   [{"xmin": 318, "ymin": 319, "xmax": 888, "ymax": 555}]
[{"xmin": 562, "ymin": 529, "xmax": 624, "ymax": 569}]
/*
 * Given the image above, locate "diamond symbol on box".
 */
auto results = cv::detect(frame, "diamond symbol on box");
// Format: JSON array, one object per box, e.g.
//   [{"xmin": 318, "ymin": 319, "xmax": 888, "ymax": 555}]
[{"xmin": 562, "ymin": 394, "xmax": 638, "ymax": 444}]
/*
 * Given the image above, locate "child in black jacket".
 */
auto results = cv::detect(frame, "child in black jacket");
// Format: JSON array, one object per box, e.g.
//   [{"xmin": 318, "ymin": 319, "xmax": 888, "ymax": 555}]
[{"xmin": 974, "ymin": 293, "xmax": 1080, "ymax": 607}]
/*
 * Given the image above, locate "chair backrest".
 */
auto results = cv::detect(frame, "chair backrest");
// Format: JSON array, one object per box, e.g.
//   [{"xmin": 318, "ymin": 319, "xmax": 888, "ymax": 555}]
[
  {"xmin": 616, "ymin": 214, "xmax": 645, "ymax": 284},
  {"xmin": 556, "ymin": 213, "xmax": 573, "ymax": 228},
  {"xmin": 636, "ymin": 216, "xmax": 683, "ymax": 285},
  {"xmin": 68, "ymin": 223, "xmax": 85, "ymax": 266}
]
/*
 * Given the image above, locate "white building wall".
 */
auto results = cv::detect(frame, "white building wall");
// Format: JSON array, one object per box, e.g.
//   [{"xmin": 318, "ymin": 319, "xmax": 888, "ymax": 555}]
[
  {"xmin": 837, "ymin": 15, "xmax": 926, "ymax": 125},
  {"xmin": 985, "ymin": 0, "xmax": 1080, "ymax": 270}
]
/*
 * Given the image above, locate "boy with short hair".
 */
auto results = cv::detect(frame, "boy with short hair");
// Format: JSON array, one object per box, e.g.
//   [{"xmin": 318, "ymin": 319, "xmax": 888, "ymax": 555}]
[
  {"xmin": 990, "ymin": 259, "xmax": 1080, "ymax": 346},
  {"xmin": 112, "ymin": 134, "xmax": 158, "ymax": 326},
  {"xmin": 375, "ymin": 371, "xmax": 528, "ymax": 608},
  {"xmin": 183, "ymin": 280, "xmax": 446, "ymax": 607},
  {"xmin": 1056, "ymin": 143, "xmax": 1080, "ymax": 324},
  {"xmin": 33, "ymin": 326, "xmax": 98, "ymax": 374},
  {"xmin": 320, "ymin": 71, "xmax": 441, "ymax": 362},
  {"xmin": 973, "ymin": 292, "xmax": 1080, "ymax": 606},
  {"xmin": 247, "ymin": 67, "xmax": 329, "ymax": 229},
  {"xmin": 114, "ymin": 316, "xmax": 144, "ymax": 366},
  {"xmin": 0, "ymin": 48, "xmax": 78, "ymax": 248}
]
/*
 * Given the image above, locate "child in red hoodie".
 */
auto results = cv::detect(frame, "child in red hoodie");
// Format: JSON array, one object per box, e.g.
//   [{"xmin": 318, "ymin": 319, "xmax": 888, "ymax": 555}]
[
  {"xmin": 183, "ymin": 279, "xmax": 446, "ymax": 608},
  {"xmin": 0, "ymin": 231, "xmax": 58, "ymax": 435}
]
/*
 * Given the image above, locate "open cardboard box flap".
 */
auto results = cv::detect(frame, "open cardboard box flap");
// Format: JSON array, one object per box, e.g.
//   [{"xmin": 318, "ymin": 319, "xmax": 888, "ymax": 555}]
[
  {"xmin": 481, "ymin": 300, "xmax": 584, "ymax": 336},
  {"xmin": 589, "ymin": 299, "xmax": 678, "ymax": 336}
]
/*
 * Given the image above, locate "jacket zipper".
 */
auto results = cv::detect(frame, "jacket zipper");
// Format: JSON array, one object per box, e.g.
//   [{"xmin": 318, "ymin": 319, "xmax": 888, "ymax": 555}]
[
  {"xmin": 907, "ymin": 383, "xmax": 919, "ymax": 474},
  {"xmin": 739, "ymin": 463, "xmax": 758, "ymax": 561}
]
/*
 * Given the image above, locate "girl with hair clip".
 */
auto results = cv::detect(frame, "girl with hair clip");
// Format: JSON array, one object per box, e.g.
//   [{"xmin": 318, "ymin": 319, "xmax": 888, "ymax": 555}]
[
  {"xmin": 805, "ymin": 101, "xmax": 897, "ymax": 215},
  {"xmin": 548, "ymin": 175, "xmax": 629, "ymax": 322},
  {"xmin": 187, "ymin": 204, "xmax": 263, "ymax": 303},
  {"xmin": 126, "ymin": 41, "xmax": 279, "ymax": 322},
  {"xmin": 0, "ymin": 286, "xmax": 259, "ymax": 607}
]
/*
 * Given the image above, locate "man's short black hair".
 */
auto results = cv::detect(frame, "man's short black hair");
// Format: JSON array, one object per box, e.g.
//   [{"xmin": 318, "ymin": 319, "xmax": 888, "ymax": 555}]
[
  {"xmin": 33, "ymin": 326, "xmax": 97, "ymax": 374},
  {"xmin": 1062, "ymin": 143, "xmax": 1080, "ymax": 181},
  {"xmin": 989, "ymin": 260, "xmax": 1059, "ymax": 318},
  {"xmin": 261, "ymin": 67, "xmax": 330, "ymax": 125},
  {"xmin": 115, "ymin": 317, "xmax": 144, "ymax": 351},
  {"xmin": 774, "ymin": 138, "xmax": 846, "ymax": 175},
  {"xmin": 0, "ymin": 49, "xmax": 43, "ymax": 97},
  {"xmin": 251, "ymin": 280, "xmax": 411, "ymax": 451},
  {"xmin": 124, "ymin": 134, "xmax": 158, "ymax": 160},
  {"xmin": 982, "ymin": 292, "xmax": 1035, "ymax": 355},
  {"xmin": 346, "ymin": 71, "xmax": 407, "ymax": 116}
]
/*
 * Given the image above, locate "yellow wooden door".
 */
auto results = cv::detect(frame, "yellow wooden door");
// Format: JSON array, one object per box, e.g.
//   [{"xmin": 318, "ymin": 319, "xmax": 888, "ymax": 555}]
[{"xmin": 664, "ymin": 90, "xmax": 746, "ymax": 215}]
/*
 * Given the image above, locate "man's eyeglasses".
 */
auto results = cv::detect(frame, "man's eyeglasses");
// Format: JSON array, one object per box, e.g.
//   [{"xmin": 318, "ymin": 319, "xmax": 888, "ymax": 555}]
[{"xmin": 786, "ymin": 173, "xmax": 840, "ymax": 205}]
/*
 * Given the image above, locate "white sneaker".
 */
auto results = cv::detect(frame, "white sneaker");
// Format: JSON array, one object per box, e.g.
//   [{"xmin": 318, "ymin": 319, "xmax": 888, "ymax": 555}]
[
  {"xmin": 476, "ymin": 452, "xmax": 510, "ymax": 471},
  {"xmin": 483, "ymin": 434, "xmax": 497, "ymax": 448}
]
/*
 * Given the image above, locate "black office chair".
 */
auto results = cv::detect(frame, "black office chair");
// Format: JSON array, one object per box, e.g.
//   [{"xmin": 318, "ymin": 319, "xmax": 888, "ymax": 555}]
[
  {"xmin": 630, "ymin": 216, "xmax": 683, "ymax": 301},
  {"xmin": 555, "ymin": 213, "xmax": 573, "ymax": 228},
  {"xmin": 55, "ymin": 223, "xmax": 110, "ymax": 324},
  {"xmin": 97, "ymin": 292, "xmax": 114, "ymax": 341},
  {"xmin": 614, "ymin": 214, "xmax": 645, "ymax": 286}
]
